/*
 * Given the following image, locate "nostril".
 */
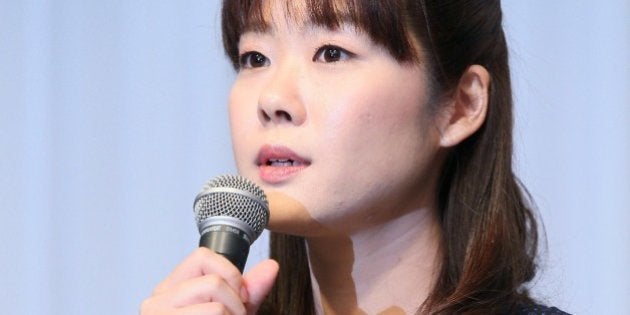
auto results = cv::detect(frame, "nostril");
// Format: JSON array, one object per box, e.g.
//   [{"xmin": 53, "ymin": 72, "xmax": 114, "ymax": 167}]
[
  {"xmin": 275, "ymin": 110, "xmax": 292, "ymax": 122},
  {"xmin": 258, "ymin": 108, "xmax": 293, "ymax": 123},
  {"xmin": 260, "ymin": 110, "xmax": 271, "ymax": 122}
]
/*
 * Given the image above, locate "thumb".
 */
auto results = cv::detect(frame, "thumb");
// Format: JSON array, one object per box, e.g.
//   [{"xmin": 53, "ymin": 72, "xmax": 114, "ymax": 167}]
[{"xmin": 243, "ymin": 259, "xmax": 279, "ymax": 314}]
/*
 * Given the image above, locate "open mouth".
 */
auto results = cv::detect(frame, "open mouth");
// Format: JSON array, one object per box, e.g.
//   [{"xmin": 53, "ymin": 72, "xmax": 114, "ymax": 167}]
[
  {"xmin": 266, "ymin": 158, "xmax": 307, "ymax": 167},
  {"xmin": 257, "ymin": 145, "xmax": 311, "ymax": 183},
  {"xmin": 257, "ymin": 145, "xmax": 311, "ymax": 167}
]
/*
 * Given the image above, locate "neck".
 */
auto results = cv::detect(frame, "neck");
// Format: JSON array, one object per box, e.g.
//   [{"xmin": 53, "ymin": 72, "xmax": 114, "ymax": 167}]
[{"xmin": 305, "ymin": 208, "xmax": 442, "ymax": 315}]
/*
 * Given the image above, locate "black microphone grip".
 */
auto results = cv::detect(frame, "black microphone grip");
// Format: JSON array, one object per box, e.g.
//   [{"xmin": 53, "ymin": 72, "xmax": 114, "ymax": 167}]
[{"xmin": 199, "ymin": 225, "xmax": 251, "ymax": 273}]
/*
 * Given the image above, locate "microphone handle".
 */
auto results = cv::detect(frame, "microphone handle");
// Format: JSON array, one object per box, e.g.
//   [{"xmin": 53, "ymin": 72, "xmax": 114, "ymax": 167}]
[{"xmin": 199, "ymin": 225, "xmax": 250, "ymax": 273}]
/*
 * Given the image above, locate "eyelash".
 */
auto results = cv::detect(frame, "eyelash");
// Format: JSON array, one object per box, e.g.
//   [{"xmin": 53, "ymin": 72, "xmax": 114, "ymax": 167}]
[
  {"xmin": 239, "ymin": 51, "xmax": 269, "ymax": 69},
  {"xmin": 238, "ymin": 44, "xmax": 355, "ymax": 69},
  {"xmin": 312, "ymin": 45, "xmax": 355, "ymax": 63}
]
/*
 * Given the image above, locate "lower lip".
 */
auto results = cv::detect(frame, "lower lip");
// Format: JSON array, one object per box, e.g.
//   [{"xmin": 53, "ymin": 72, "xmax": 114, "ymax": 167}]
[{"xmin": 259, "ymin": 165, "xmax": 308, "ymax": 184}]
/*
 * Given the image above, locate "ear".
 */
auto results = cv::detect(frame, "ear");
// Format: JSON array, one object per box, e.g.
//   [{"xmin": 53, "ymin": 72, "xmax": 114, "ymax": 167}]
[{"xmin": 437, "ymin": 65, "xmax": 490, "ymax": 148}]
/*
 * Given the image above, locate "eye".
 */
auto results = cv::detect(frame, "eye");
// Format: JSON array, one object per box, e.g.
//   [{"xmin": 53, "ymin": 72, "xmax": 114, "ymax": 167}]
[
  {"xmin": 239, "ymin": 51, "xmax": 269, "ymax": 69},
  {"xmin": 313, "ymin": 45, "xmax": 354, "ymax": 63}
]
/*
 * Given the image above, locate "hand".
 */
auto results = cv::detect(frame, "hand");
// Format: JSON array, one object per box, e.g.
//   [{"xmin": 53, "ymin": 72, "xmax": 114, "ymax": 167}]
[{"xmin": 140, "ymin": 247, "xmax": 279, "ymax": 315}]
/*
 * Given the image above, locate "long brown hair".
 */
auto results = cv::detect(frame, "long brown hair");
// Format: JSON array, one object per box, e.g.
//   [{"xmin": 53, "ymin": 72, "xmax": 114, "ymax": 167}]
[{"xmin": 222, "ymin": 1, "xmax": 539, "ymax": 314}]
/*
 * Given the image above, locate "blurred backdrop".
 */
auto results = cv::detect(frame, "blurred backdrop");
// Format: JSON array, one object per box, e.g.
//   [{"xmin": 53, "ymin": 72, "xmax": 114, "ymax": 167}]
[{"xmin": 1, "ymin": 1, "xmax": 628, "ymax": 314}]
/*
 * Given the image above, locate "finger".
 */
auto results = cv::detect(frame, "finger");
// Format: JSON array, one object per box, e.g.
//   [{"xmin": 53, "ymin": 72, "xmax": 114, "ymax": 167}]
[
  {"xmin": 142, "ymin": 301, "xmax": 232, "ymax": 315},
  {"xmin": 177, "ymin": 302, "xmax": 232, "ymax": 315},
  {"xmin": 243, "ymin": 259, "xmax": 279, "ymax": 314},
  {"xmin": 154, "ymin": 248, "xmax": 243, "ymax": 296},
  {"xmin": 151, "ymin": 274, "xmax": 246, "ymax": 315}
]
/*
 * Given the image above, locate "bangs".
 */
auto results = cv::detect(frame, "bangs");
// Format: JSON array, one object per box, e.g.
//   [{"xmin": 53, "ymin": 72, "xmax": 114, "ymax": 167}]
[{"xmin": 221, "ymin": 0, "xmax": 418, "ymax": 69}]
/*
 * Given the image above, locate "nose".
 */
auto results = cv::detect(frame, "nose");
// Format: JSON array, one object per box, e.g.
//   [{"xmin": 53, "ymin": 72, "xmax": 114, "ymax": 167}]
[{"xmin": 257, "ymin": 63, "xmax": 307, "ymax": 126}]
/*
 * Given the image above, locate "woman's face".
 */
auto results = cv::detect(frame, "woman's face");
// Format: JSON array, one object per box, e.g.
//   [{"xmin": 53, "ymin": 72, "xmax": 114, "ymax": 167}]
[{"xmin": 229, "ymin": 2, "xmax": 443, "ymax": 236}]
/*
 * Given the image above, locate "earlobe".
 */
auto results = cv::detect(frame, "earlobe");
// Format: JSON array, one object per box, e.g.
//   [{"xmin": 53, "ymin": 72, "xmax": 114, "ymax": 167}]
[{"xmin": 438, "ymin": 65, "xmax": 490, "ymax": 148}]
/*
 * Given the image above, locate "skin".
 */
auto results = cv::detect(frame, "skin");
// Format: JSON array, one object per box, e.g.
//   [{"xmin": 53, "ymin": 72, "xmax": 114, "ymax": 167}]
[
  {"xmin": 141, "ymin": 1, "xmax": 490, "ymax": 314},
  {"xmin": 230, "ymin": 11, "xmax": 441, "ymax": 238},
  {"xmin": 229, "ymin": 2, "xmax": 443, "ymax": 312}
]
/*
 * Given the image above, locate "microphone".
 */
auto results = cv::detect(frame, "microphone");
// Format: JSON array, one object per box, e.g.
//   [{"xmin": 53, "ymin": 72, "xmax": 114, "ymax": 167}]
[{"xmin": 193, "ymin": 175, "xmax": 269, "ymax": 273}]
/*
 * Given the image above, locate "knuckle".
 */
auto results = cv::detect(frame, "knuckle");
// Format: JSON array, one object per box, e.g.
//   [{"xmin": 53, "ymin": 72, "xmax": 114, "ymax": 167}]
[
  {"xmin": 204, "ymin": 273, "xmax": 223, "ymax": 291},
  {"xmin": 223, "ymin": 268, "xmax": 241, "ymax": 285},
  {"xmin": 215, "ymin": 303, "xmax": 228, "ymax": 314},
  {"xmin": 206, "ymin": 302, "xmax": 228, "ymax": 315}
]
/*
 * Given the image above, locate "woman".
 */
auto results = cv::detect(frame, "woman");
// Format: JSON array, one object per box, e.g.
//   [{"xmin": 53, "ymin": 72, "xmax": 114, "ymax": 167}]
[{"xmin": 142, "ymin": 0, "xmax": 569, "ymax": 314}]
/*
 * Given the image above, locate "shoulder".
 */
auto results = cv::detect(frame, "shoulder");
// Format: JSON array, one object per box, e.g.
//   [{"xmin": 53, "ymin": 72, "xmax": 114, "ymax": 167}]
[{"xmin": 515, "ymin": 304, "xmax": 571, "ymax": 315}]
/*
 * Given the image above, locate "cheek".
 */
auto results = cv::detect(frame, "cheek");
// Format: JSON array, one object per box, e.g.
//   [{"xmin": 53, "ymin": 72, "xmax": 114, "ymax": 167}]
[
  {"xmin": 314, "ymin": 68, "xmax": 436, "ymax": 201},
  {"xmin": 319, "ymin": 77, "xmax": 430, "ymax": 153},
  {"xmin": 228, "ymin": 81, "xmax": 256, "ymax": 127},
  {"xmin": 228, "ymin": 84, "xmax": 258, "ymax": 168}
]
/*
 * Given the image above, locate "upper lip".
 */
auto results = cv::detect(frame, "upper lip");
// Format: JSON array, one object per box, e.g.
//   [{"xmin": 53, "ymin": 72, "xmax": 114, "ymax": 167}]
[{"xmin": 256, "ymin": 145, "xmax": 311, "ymax": 166}]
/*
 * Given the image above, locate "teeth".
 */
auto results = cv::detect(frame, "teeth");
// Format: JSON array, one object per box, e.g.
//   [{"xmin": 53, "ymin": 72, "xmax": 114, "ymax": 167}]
[{"xmin": 268, "ymin": 159, "xmax": 297, "ymax": 166}]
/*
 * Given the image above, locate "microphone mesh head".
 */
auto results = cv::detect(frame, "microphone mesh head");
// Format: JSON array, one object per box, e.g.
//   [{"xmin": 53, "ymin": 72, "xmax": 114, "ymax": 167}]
[{"xmin": 193, "ymin": 175, "xmax": 269, "ymax": 239}]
